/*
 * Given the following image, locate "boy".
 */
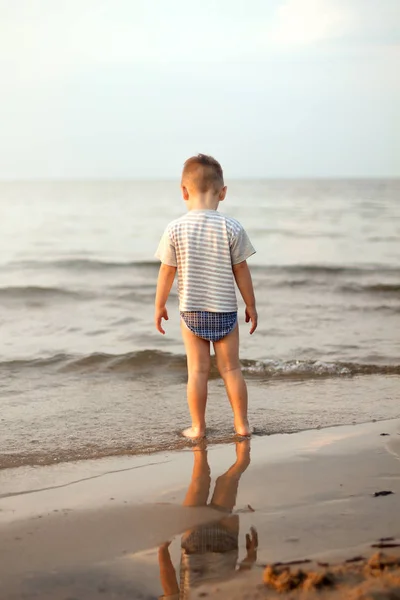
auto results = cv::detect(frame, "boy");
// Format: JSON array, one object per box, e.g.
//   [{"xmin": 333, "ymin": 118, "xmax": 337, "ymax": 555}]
[{"xmin": 155, "ymin": 154, "xmax": 257, "ymax": 438}]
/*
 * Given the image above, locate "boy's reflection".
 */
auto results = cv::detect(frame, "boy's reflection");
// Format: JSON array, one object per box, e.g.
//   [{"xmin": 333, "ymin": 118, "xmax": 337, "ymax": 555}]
[{"xmin": 158, "ymin": 440, "xmax": 257, "ymax": 599}]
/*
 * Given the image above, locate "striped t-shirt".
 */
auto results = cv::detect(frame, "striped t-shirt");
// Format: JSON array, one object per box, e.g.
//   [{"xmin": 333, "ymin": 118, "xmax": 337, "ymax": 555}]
[{"xmin": 155, "ymin": 209, "xmax": 255, "ymax": 312}]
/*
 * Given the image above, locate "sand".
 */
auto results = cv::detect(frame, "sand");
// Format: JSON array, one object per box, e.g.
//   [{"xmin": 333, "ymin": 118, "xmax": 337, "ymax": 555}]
[
  {"xmin": 192, "ymin": 550, "xmax": 400, "ymax": 599},
  {"xmin": 0, "ymin": 419, "xmax": 399, "ymax": 599}
]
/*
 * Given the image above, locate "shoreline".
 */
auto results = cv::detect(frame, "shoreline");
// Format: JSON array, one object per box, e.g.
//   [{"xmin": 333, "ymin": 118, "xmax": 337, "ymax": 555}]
[
  {"xmin": 1, "ymin": 413, "xmax": 398, "ymax": 471},
  {"xmin": 2, "ymin": 371, "xmax": 400, "ymax": 471},
  {"xmin": 1, "ymin": 418, "xmax": 399, "ymax": 598}
]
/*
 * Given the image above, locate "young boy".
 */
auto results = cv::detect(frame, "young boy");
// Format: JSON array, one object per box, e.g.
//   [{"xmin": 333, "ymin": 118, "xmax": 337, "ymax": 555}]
[{"xmin": 154, "ymin": 154, "xmax": 257, "ymax": 438}]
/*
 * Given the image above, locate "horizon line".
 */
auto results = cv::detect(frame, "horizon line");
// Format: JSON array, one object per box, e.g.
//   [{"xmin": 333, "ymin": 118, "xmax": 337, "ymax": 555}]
[{"xmin": 0, "ymin": 176, "xmax": 399, "ymax": 183}]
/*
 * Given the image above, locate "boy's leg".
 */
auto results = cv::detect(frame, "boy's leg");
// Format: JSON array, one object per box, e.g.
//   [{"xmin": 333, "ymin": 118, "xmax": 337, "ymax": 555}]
[
  {"xmin": 183, "ymin": 447, "xmax": 211, "ymax": 506},
  {"xmin": 210, "ymin": 440, "xmax": 251, "ymax": 511},
  {"xmin": 181, "ymin": 321, "xmax": 211, "ymax": 436},
  {"xmin": 213, "ymin": 325, "xmax": 250, "ymax": 436}
]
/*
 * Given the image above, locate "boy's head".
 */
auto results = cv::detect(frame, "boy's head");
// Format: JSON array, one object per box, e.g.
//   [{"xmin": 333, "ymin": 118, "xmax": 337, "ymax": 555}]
[{"xmin": 181, "ymin": 154, "xmax": 225, "ymax": 198}]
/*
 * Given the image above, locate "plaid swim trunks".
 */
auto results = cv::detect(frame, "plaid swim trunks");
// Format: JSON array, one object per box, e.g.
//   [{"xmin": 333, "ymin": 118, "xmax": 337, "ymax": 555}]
[{"xmin": 180, "ymin": 311, "xmax": 237, "ymax": 342}]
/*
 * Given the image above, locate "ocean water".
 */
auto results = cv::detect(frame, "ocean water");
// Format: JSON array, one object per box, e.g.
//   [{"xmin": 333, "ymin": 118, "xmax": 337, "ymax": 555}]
[{"xmin": 0, "ymin": 180, "xmax": 399, "ymax": 468}]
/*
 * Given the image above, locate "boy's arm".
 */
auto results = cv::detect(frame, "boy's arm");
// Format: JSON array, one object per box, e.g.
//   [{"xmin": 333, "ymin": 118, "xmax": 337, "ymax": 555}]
[
  {"xmin": 232, "ymin": 260, "xmax": 258, "ymax": 334},
  {"xmin": 155, "ymin": 263, "xmax": 177, "ymax": 334},
  {"xmin": 238, "ymin": 527, "xmax": 258, "ymax": 571}
]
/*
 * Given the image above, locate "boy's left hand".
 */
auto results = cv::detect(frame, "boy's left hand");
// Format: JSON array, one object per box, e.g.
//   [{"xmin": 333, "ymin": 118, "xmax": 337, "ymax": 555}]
[
  {"xmin": 238, "ymin": 527, "xmax": 258, "ymax": 570},
  {"xmin": 155, "ymin": 306, "xmax": 169, "ymax": 334},
  {"xmin": 245, "ymin": 306, "xmax": 258, "ymax": 334}
]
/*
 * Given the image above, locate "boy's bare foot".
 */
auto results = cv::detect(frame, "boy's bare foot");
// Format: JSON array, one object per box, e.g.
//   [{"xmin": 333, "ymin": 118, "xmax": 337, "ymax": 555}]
[
  {"xmin": 234, "ymin": 419, "xmax": 251, "ymax": 437},
  {"xmin": 182, "ymin": 427, "xmax": 205, "ymax": 439}
]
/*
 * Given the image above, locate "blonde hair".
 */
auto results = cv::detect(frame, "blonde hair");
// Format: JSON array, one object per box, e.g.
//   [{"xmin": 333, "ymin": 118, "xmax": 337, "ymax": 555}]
[{"xmin": 182, "ymin": 154, "xmax": 224, "ymax": 193}]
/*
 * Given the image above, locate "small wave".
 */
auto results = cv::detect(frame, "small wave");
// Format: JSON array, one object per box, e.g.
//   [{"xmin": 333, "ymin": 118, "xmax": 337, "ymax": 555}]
[
  {"xmin": 340, "ymin": 283, "xmax": 400, "ymax": 295},
  {"xmin": 248, "ymin": 228, "xmax": 343, "ymax": 239},
  {"xmin": 0, "ymin": 353, "xmax": 73, "ymax": 369},
  {"xmin": 347, "ymin": 304, "xmax": 400, "ymax": 315},
  {"xmin": 256, "ymin": 264, "xmax": 399, "ymax": 275},
  {"xmin": 0, "ymin": 286, "xmax": 87, "ymax": 302},
  {"xmin": 369, "ymin": 236, "xmax": 400, "ymax": 242},
  {"xmin": 6, "ymin": 259, "xmax": 399, "ymax": 278},
  {"xmin": 63, "ymin": 349, "xmax": 186, "ymax": 373},
  {"xmin": 365, "ymin": 284, "xmax": 400, "ymax": 293},
  {"xmin": 240, "ymin": 359, "xmax": 400, "ymax": 378},
  {"xmin": 1, "ymin": 351, "xmax": 399, "ymax": 380},
  {"xmin": 8, "ymin": 258, "xmax": 159, "ymax": 271}
]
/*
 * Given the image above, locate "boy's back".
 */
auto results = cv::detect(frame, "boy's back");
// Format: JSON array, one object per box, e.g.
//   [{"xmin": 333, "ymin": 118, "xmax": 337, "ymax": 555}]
[{"xmin": 156, "ymin": 210, "xmax": 255, "ymax": 313}]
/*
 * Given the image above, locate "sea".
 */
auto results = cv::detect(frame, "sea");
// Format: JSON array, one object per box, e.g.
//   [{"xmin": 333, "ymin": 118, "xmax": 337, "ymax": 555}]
[{"xmin": 0, "ymin": 179, "xmax": 399, "ymax": 469}]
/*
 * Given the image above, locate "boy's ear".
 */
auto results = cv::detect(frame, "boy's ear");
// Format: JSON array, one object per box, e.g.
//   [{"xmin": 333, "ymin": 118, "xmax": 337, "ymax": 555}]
[
  {"xmin": 181, "ymin": 185, "xmax": 189, "ymax": 201},
  {"xmin": 219, "ymin": 186, "xmax": 227, "ymax": 201}
]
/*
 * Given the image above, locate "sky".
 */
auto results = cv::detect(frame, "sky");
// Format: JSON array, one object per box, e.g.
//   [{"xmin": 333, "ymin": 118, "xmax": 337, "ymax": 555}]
[{"xmin": 0, "ymin": 0, "xmax": 399, "ymax": 179}]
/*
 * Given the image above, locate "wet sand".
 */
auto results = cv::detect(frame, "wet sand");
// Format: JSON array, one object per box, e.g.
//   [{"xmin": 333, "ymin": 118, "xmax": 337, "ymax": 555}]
[{"xmin": 0, "ymin": 419, "xmax": 399, "ymax": 599}]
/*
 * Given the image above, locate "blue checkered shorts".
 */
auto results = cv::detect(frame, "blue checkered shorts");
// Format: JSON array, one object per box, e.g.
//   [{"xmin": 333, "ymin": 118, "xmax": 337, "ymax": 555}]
[{"xmin": 180, "ymin": 311, "xmax": 238, "ymax": 342}]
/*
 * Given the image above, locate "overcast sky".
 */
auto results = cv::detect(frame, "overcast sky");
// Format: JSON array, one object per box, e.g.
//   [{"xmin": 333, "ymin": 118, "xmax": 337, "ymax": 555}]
[{"xmin": 0, "ymin": 0, "xmax": 399, "ymax": 179}]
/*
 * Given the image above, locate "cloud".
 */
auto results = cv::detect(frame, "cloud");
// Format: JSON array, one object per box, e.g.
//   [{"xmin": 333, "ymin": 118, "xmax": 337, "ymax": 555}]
[{"xmin": 269, "ymin": 0, "xmax": 354, "ymax": 46}]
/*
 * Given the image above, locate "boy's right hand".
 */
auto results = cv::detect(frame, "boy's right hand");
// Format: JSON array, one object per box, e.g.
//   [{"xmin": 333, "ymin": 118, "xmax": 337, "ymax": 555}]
[
  {"xmin": 245, "ymin": 306, "xmax": 258, "ymax": 334},
  {"xmin": 155, "ymin": 306, "xmax": 169, "ymax": 335}
]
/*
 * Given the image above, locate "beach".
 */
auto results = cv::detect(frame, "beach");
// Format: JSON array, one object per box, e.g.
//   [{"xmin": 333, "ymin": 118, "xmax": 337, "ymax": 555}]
[
  {"xmin": 0, "ymin": 179, "xmax": 399, "ymax": 597},
  {"xmin": 1, "ymin": 419, "xmax": 400, "ymax": 598},
  {"xmin": 2, "ymin": 0, "xmax": 399, "ymax": 594}
]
